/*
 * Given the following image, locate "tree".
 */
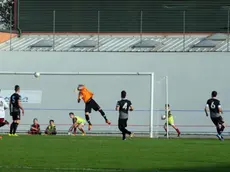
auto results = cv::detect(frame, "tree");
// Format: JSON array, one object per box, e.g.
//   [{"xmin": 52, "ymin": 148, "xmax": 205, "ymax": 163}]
[{"xmin": 0, "ymin": 0, "xmax": 14, "ymax": 30}]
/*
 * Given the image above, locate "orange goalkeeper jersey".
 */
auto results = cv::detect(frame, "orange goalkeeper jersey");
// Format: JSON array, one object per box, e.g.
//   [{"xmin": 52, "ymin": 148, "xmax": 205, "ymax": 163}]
[{"xmin": 78, "ymin": 86, "xmax": 94, "ymax": 103}]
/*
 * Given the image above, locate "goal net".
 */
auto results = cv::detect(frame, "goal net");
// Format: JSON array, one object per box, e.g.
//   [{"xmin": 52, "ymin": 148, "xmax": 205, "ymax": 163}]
[
  {"xmin": 154, "ymin": 76, "xmax": 169, "ymax": 138},
  {"xmin": 0, "ymin": 72, "xmax": 155, "ymax": 137}
]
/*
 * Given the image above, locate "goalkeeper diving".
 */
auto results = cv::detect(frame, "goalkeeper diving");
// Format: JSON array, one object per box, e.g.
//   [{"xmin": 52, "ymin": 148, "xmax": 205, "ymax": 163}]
[
  {"xmin": 163, "ymin": 104, "xmax": 181, "ymax": 137},
  {"xmin": 68, "ymin": 112, "xmax": 86, "ymax": 136}
]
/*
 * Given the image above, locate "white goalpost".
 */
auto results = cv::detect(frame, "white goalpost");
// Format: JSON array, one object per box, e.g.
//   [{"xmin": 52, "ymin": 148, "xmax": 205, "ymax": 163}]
[
  {"xmin": 154, "ymin": 76, "xmax": 169, "ymax": 138},
  {"xmin": 165, "ymin": 76, "xmax": 169, "ymax": 139},
  {"xmin": 0, "ymin": 71, "xmax": 157, "ymax": 138}
]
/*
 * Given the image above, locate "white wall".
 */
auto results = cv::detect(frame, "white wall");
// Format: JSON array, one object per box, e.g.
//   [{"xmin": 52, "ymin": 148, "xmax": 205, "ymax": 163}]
[{"xmin": 0, "ymin": 52, "xmax": 230, "ymax": 135}]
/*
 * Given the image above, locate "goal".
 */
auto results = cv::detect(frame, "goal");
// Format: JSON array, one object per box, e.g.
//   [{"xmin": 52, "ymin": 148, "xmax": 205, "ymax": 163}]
[{"xmin": 0, "ymin": 71, "xmax": 156, "ymax": 137}]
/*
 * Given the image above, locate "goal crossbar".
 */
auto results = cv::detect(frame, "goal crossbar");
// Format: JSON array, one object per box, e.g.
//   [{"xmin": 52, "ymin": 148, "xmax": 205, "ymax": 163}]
[{"xmin": 0, "ymin": 71, "xmax": 153, "ymax": 76}]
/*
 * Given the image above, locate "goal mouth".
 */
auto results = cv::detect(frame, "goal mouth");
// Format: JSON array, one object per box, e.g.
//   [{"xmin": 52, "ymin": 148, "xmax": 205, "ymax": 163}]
[{"xmin": 0, "ymin": 71, "xmax": 155, "ymax": 137}]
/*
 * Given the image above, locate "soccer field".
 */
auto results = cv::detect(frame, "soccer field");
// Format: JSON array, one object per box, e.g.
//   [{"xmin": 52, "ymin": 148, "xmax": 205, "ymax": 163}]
[{"xmin": 0, "ymin": 136, "xmax": 229, "ymax": 172}]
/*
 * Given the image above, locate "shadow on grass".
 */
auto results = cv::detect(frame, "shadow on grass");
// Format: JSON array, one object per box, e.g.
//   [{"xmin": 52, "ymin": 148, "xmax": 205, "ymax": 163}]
[{"xmin": 138, "ymin": 164, "xmax": 230, "ymax": 172}]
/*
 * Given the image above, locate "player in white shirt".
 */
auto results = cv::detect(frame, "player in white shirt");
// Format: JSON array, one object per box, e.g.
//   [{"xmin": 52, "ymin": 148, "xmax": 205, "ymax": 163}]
[{"xmin": 0, "ymin": 90, "xmax": 10, "ymax": 139}]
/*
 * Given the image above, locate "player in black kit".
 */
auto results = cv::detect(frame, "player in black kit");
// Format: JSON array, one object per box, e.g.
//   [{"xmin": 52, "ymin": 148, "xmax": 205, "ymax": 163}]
[
  {"xmin": 116, "ymin": 90, "xmax": 134, "ymax": 140},
  {"xmin": 205, "ymin": 91, "xmax": 225, "ymax": 141},
  {"xmin": 9, "ymin": 85, "xmax": 24, "ymax": 136}
]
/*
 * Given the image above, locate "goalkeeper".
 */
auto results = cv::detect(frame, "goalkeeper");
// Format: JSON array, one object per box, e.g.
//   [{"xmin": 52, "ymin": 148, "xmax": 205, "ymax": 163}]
[
  {"xmin": 68, "ymin": 112, "xmax": 86, "ymax": 136},
  {"xmin": 163, "ymin": 104, "xmax": 181, "ymax": 137},
  {"xmin": 75, "ymin": 84, "xmax": 111, "ymax": 130}
]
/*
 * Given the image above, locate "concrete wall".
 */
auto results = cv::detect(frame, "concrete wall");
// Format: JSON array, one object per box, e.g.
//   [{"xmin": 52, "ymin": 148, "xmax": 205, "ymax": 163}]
[{"xmin": 0, "ymin": 52, "xmax": 229, "ymax": 136}]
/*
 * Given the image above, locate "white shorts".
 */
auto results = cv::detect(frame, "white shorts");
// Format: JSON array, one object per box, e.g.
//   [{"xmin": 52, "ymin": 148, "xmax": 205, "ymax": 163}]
[{"xmin": 0, "ymin": 112, "xmax": 5, "ymax": 119}]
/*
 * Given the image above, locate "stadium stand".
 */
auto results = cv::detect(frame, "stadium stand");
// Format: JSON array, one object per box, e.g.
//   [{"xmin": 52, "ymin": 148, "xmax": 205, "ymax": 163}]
[{"xmin": 0, "ymin": 33, "xmax": 229, "ymax": 52}]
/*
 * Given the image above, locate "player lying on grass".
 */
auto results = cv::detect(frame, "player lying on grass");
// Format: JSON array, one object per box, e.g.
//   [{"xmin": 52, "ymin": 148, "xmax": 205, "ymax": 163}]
[
  {"xmin": 0, "ymin": 90, "xmax": 9, "ymax": 139},
  {"xmin": 68, "ymin": 112, "xmax": 86, "ymax": 136},
  {"xmin": 28, "ymin": 118, "xmax": 41, "ymax": 135},
  {"xmin": 205, "ymin": 91, "xmax": 225, "ymax": 141},
  {"xmin": 45, "ymin": 120, "xmax": 57, "ymax": 135},
  {"xmin": 163, "ymin": 104, "xmax": 181, "ymax": 137},
  {"xmin": 75, "ymin": 84, "xmax": 111, "ymax": 130},
  {"xmin": 116, "ymin": 90, "xmax": 134, "ymax": 140}
]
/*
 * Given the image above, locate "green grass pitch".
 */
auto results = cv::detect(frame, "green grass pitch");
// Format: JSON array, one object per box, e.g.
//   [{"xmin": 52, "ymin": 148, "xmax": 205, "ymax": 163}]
[{"xmin": 0, "ymin": 135, "xmax": 229, "ymax": 172}]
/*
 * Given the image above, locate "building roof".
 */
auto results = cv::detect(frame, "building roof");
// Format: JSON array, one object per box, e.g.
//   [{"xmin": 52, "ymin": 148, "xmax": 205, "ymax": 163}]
[{"xmin": 0, "ymin": 33, "xmax": 229, "ymax": 52}]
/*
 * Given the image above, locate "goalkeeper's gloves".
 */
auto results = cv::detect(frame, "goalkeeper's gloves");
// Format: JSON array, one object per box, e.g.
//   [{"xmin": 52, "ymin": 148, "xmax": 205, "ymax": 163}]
[{"xmin": 78, "ymin": 99, "xmax": 81, "ymax": 103}]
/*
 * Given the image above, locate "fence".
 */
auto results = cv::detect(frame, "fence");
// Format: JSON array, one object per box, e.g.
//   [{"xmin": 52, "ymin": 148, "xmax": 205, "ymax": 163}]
[
  {"xmin": 1, "ymin": 0, "xmax": 230, "ymax": 52},
  {"xmin": 14, "ymin": 0, "xmax": 230, "ymax": 33}
]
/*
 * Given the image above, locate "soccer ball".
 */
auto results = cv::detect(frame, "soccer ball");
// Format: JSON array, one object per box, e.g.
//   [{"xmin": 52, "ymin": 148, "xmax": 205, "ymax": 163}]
[
  {"xmin": 161, "ymin": 115, "xmax": 166, "ymax": 120},
  {"xmin": 34, "ymin": 72, "xmax": 40, "ymax": 78}
]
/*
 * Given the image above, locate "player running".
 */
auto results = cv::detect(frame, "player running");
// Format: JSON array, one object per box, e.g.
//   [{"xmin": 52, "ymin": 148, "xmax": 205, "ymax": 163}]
[
  {"xmin": 0, "ymin": 89, "xmax": 9, "ymax": 139},
  {"xmin": 116, "ymin": 90, "xmax": 134, "ymax": 140},
  {"xmin": 75, "ymin": 84, "xmax": 111, "ymax": 130},
  {"xmin": 205, "ymin": 91, "xmax": 225, "ymax": 141},
  {"xmin": 9, "ymin": 85, "xmax": 24, "ymax": 136},
  {"xmin": 163, "ymin": 104, "xmax": 181, "ymax": 137},
  {"xmin": 68, "ymin": 112, "xmax": 86, "ymax": 136}
]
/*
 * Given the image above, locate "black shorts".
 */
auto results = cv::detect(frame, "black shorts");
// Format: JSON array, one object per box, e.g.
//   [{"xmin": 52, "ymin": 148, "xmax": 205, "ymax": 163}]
[
  {"xmin": 11, "ymin": 112, "xmax": 21, "ymax": 120},
  {"xmin": 85, "ymin": 99, "xmax": 100, "ymax": 113},
  {"xmin": 211, "ymin": 116, "xmax": 224, "ymax": 126},
  {"xmin": 118, "ymin": 118, "xmax": 128, "ymax": 129}
]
